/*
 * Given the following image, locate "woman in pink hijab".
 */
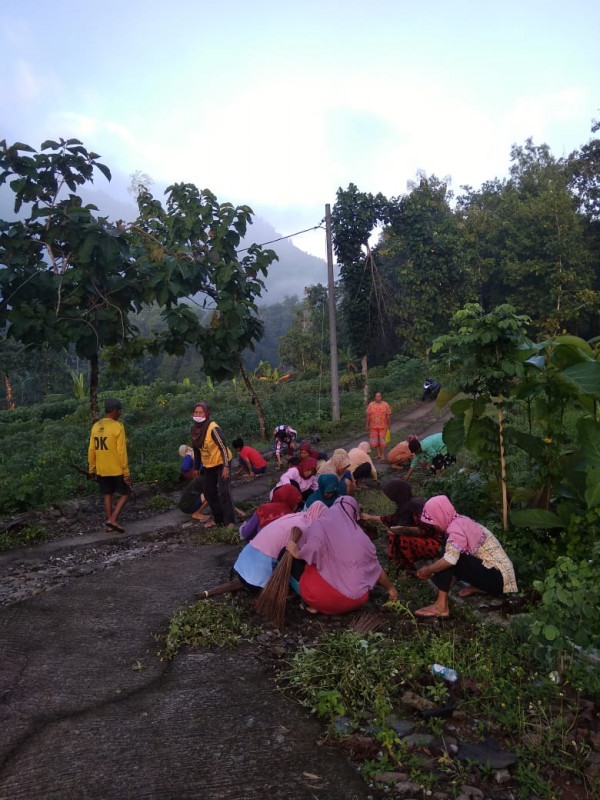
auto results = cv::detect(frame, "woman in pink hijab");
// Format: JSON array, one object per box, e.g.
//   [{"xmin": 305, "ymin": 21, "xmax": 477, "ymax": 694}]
[
  {"xmin": 233, "ymin": 501, "xmax": 328, "ymax": 592},
  {"xmin": 415, "ymin": 495, "xmax": 517, "ymax": 618},
  {"xmin": 286, "ymin": 496, "xmax": 398, "ymax": 614}
]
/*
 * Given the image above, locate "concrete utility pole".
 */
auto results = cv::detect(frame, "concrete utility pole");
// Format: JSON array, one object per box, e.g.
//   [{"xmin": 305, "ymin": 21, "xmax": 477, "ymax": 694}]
[{"xmin": 325, "ymin": 204, "xmax": 340, "ymax": 421}]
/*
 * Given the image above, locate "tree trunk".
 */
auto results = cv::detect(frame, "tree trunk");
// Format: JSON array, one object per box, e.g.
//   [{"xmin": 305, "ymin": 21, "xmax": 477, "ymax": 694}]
[
  {"xmin": 238, "ymin": 361, "xmax": 268, "ymax": 441},
  {"xmin": 362, "ymin": 355, "xmax": 368, "ymax": 406},
  {"xmin": 497, "ymin": 402, "xmax": 508, "ymax": 530},
  {"xmin": 4, "ymin": 372, "xmax": 15, "ymax": 410},
  {"xmin": 90, "ymin": 352, "xmax": 99, "ymax": 422}
]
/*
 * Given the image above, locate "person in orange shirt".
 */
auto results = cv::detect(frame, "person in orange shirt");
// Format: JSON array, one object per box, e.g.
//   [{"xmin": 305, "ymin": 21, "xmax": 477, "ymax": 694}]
[
  {"xmin": 365, "ymin": 391, "xmax": 391, "ymax": 461},
  {"xmin": 88, "ymin": 398, "xmax": 131, "ymax": 533}
]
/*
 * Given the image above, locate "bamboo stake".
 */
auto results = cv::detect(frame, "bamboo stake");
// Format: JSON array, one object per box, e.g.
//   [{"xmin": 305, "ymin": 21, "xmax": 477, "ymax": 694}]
[{"xmin": 498, "ymin": 402, "xmax": 508, "ymax": 530}]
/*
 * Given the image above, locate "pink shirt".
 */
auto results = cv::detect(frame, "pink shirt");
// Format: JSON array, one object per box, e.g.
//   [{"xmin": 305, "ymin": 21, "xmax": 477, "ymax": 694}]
[
  {"xmin": 251, "ymin": 503, "xmax": 328, "ymax": 558},
  {"xmin": 298, "ymin": 496, "xmax": 383, "ymax": 599}
]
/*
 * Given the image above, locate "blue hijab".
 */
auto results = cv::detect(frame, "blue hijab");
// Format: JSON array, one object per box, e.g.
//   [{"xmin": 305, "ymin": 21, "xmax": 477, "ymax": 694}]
[{"xmin": 305, "ymin": 473, "xmax": 340, "ymax": 508}]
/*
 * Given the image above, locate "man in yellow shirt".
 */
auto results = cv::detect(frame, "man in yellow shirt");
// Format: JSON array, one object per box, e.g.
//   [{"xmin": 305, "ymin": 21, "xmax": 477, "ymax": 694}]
[{"xmin": 88, "ymin": 398, "xmax": 132, "ymax": 533}]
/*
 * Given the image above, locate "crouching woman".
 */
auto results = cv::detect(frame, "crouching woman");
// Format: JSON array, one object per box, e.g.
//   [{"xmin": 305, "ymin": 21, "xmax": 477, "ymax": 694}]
[
  {"xmin": 415, "ymin": 495, "xmax": 517, "ymax": 618},
  {"xmin": 286, "ymin": 495, "xmax": 398, "ymax": 614}
]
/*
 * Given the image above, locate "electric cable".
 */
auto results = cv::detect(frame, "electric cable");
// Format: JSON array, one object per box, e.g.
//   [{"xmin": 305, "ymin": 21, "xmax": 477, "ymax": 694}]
[{"xmin": 236, "ymin": 221, "xmax": 325, "ymax": 254}]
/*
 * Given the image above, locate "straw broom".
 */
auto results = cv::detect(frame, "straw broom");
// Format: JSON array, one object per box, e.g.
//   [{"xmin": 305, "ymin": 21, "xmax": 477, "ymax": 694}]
[
  {"xmin": 195, "ymin": 578, "xmax": 244, "ymax": 600},
  {"xmin": 349, "ymin": 610, "xmax": 384, "ymax": 634},
  {"xmin": 254, "ymin": 525, "xmax": 302, "ymax": 629}
]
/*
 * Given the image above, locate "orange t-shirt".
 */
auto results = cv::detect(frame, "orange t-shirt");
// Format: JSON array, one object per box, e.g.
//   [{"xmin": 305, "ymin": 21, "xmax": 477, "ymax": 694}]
[{"xmin": 366, "ymin": 401, "xmax": 390, "ymax": 431}]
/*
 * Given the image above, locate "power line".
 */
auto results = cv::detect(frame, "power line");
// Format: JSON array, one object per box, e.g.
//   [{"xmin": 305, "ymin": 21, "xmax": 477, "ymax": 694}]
[{"xmin": 236, "ymin": 221, "xmax": 325, "ymax": 253}]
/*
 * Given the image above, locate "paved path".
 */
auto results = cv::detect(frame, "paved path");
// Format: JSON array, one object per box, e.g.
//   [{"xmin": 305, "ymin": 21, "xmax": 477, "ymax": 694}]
[{"xmin": 0, "ymin": 546, "xmax": 369, "ymax": 800}]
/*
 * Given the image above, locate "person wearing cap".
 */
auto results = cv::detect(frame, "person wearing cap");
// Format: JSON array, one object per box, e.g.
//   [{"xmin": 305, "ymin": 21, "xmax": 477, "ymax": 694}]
[
  {"xmin": 179, "ymin": 444, "xmax": 195, "ymax": 481},
  {"xmin": 88, "ymin": 398, "xmax": 131, "ymax": 533},
  {"xmin": 273, "ymin": 424, "xmax": 297, "ymax": 469}
]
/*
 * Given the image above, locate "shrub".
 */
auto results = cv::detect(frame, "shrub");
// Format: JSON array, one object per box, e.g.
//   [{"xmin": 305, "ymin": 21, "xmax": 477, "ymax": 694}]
[{"xmin": 524, "ymin": 552, "xmax": 600, "ymax": 682}]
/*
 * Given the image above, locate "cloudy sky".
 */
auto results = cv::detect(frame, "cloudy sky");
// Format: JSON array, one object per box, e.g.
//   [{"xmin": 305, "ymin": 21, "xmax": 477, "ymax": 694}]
[{"xmin": 1, "ymin": 0, "xmax": 598, "ymax": 259}]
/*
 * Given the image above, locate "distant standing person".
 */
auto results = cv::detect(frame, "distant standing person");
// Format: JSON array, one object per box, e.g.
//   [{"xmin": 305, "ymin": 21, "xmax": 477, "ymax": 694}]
[
  {"xmin": 191, "ymin": 402, "xmax": 235, "ymax": 529},
  {"xmin": 273, "ymin": 424, "xmax": 297, "ymax": 469},
  {"xmin": 232, "ymin": 437, "xmax": 267, "ymax": 478},
  {"xmin": 88, "ymin": 398, "xmax": 131, "ymax": 533},
  {"xmin": 366, "ymin": 392, "xmax": 391, "ymax": 461}
]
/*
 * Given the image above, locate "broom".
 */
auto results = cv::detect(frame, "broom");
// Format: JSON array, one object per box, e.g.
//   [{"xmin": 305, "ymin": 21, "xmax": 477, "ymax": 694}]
[
  {"xmin": 195, "ymin": 578, "xmax": 244, "ymax": 600},
  {"xmin": 254, "ymin": 525, "xmax": 302, "ymax": 629},
  {"xmin": 349, "ymin": 610, "xmax": 385, "ymax": 634}
]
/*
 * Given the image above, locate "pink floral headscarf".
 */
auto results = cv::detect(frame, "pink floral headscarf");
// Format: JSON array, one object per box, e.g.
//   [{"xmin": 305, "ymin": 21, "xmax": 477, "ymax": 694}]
[{"xmin": 421, "ymin": 495, "xmax": 486, "ymax": 554}]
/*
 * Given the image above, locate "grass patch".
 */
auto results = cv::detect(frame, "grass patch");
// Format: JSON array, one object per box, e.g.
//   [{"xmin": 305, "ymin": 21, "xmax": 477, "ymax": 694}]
[
  {"xmin": 144, "ymin": 495, "xmax": 175, "ymax": 510},
  {"xmin": 160, "ymin": 598, "xmax": 257, "ymax": 660},
  {"xmin": 280, "ymin": 612, "xmax": 599, "ymax": 797},
  {"xmin": 0, "ymin": 524, "xmax": 49, "ymax": 551},
  {"xmin": 190, "ymin": 524, "xmax": 241, "ymax": 545}
]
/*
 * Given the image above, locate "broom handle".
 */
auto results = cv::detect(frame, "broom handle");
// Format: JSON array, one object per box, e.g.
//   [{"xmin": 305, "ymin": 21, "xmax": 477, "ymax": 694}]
[{"xmin": 196, "ymin": 579, "xmax": 244, "ymax": 599}]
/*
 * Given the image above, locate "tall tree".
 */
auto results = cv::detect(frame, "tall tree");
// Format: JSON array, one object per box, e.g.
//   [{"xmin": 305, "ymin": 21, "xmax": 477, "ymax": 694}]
[
  {"xmin": 0, "ymin": 139, "xmax": 141, "ymax": 418},
  {"xmin": 332, "ymin": 184, "xmax": 390, "ymax": 397},
  {"xmin": 278, "ymin": 284, "xmax": 329, "ymax": 372},
  {"xmin": 502, "ymin": 140, "xmax": 595, "ymax": 335},
  {"xmin": 377, "ymin": 174, "xmax": 472, "ymax": 356},
  {"xmin": 127, "ymin": 182, "xmax": 278, "ymax": 438}
]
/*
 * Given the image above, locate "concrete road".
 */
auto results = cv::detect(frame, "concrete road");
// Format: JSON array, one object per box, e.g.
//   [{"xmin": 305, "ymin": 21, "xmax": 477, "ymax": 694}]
[{"xmin": 0, "ymin": 544, "xmax": 370, "ymax": 800}]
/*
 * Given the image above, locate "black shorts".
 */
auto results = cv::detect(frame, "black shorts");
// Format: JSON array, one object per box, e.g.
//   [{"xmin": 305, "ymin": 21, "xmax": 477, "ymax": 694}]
[
  {"xmin": 430, "ymin": 453, "xmax": 456, "ymax": 473},
  {"xmin": 353, "ymin": 462, "xmax": 372, "ymax": 481},
  {"xmin": 97, "ymin": 475, "xmax": 130, "ymax": 496}
]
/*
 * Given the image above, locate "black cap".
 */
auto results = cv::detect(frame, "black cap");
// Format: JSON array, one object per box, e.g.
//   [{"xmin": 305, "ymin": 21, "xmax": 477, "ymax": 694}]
[{"xmin": 105, "ymin": 398, "xmax": 123, "ymax": 413}]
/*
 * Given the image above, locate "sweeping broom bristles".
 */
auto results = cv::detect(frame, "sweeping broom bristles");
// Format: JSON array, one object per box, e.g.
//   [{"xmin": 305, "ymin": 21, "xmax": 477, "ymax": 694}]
[{"xmin": 254, "ymin": 525, "xmax": 302, "ymax": 629}]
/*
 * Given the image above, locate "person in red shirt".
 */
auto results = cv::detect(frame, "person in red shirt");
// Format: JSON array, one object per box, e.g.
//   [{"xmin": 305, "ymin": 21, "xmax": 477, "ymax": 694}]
[{"xmin": 232, "ymin": 437, "xmax": 268, "ymax": 478}]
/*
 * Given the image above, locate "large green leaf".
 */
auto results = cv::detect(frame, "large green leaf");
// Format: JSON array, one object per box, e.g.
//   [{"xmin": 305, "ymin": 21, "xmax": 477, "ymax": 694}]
[
  {"xmin": 561, "ymin": 362, "xmax": 600, "ymax": 396},
  {"xmin": 578, "ymin": 417, "xmax": 600, "ymax": 466},
  {"xmin": 450, "ymin": 397, "xmax": 475, "ymax": 415},
  {"xmin": 524, "ymin": 354, "xmax": 545, "ymax": 369},
  {"xmin": 585, "ymin": 466, "xmax": 600, "ymax": 509},
  {"xmin": 443, "ymin": 415, "xmax": 465, "ymax": 452},
  {"xmin": 510, "ymin": 509, "xmax": 564, "ymax": 529},
  {"xmin": 505, "ymin": 427, "xmax": 547, "ymax": 460},
  {"xmin": 553, "ymin": 335, "xmax": 594, "ymax": 357}
]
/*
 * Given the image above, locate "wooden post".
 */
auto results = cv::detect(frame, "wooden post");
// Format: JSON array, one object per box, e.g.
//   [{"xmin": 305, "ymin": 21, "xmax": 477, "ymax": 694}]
[
  {"xmin": 498, "ymin": 402, "xmax": 508, "ymax": 530},
  {"xmin": 325, "ymin": 204, "xmax": 340, "ymax": 421}
]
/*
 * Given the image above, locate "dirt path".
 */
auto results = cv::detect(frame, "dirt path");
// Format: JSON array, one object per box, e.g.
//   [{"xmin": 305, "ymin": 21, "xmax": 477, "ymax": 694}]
[{"xmin": 0, "ymin": 400, "xmax": 449, "ymax": 606}]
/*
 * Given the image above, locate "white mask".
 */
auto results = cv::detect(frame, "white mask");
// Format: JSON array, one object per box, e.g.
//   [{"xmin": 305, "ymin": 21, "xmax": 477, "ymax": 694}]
[{"xmin": 192, "ymin": 415, "xmax": 206, "ymax": 423}]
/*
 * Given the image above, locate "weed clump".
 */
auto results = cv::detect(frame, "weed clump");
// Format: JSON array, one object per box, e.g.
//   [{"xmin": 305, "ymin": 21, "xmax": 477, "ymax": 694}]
[
  {"xmin": 0, "ymin": 524, "xmax": 48, "ymax": 551},
  {"xmin": 161, "ymin": 599, "xmax": 256, "ymax": 660},
  {"xmin": 144, "ymin": 495, "xmax": 175, "ymax": 511},
  {"xmin": 283, "ymin": 631, "xmax": 400, "ymax": 718}
]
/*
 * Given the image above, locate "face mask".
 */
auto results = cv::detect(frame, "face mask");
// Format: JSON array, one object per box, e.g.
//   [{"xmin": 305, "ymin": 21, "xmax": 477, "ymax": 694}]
[{"xmin": 192, "ymin": 415, "xmax": 206, "ymax": 423}]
